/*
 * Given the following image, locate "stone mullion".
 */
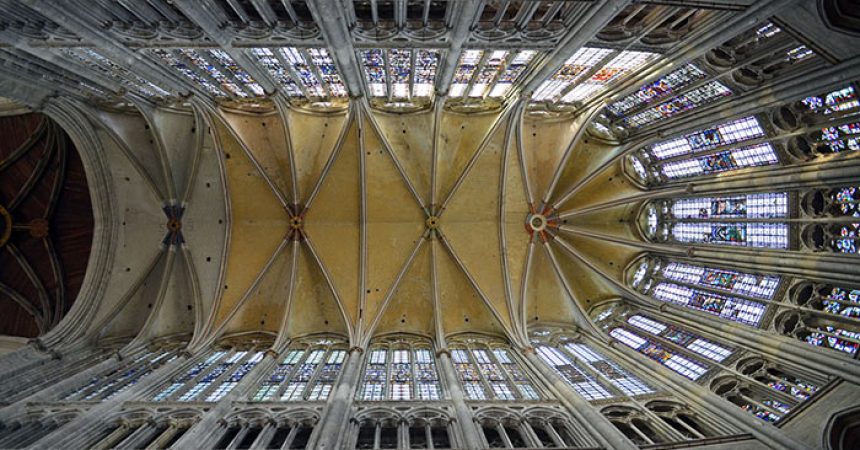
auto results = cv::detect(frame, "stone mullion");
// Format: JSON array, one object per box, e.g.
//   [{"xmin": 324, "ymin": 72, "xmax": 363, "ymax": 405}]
[
  {"xmin": 616, "ymin": 34, "xmax": 798, "ymax": 122},
  {"xmin": 305, "ymin": 0, "xmax": 365, "ymax": 97},
  {"xmin": 584, "ymin": 334, "xmax": 742, "ymax": 437},
  {"xmin": 310, "ymin": 348, "xmax": 363, "ymax": 450},
  {"xmin": 485, "ymin": 346, "xmax": 519, "ymax": 400},
  {"xmin": 382, "ymin": 49, "xmax": 393, "ymax": 101},
  {"xmin": 408, "ymin": 49, "xmax": 416, "ymax": 100},
  {"xmin": 194, "ymin": 350, "xmax": 258, "ymax": 401},
  {"xmin": 300, "ymin": 48, "xmax": 333, "ymax": 98},
  {"xmin": 160, "ymin": 350, "xmax": 228, "ymax": 401},
  {"xmin": 633, "ymin": 57, "xmax": 860, "ymax": 146},
  {"xmin": 21, "ymin": 0, "xmax": 194, "ymax": 97},
  {"xmin": 625, "ymin": 300, "xmax": 832, "ymax": 383},
  {"xmin": 89, "ymin": 423, "xmax": 132, "ymax": 450},
  {"xmin": 273, "ymin": 49, "xmax": 314, "ymax": 99},
  {"xmin": 27, "ymin": 354, "xmax": 190, "ymax": 449},
  {"xmin": 462, "ymin": 52, "xmax": 490, "ymax": 103},
  {"xmin": 554, "ymin": 50, "xmax": 618, "ymax": 101},
  {"xmin": 603, "ymin": 338, "xmax": 812, "ymax": 450},
  {"xmin": 273, "ymin": 348, "xmax": 310, "ymax": 400},
  {"xmin": 250, "ymin": 422, "xmax": 275, "ymax": 449},
  {"xmin": 435, "ymin": 350, "xmax": 483, "ymax": 449},
  {"xmin": 171, "ymin": 0, "xmax": 277, "ymax": 95},
  {"xmin": 672, "ymin": 413, "xmax": 707, "ymax": 439},
  {"xmin": 169, "ymin": 353, "xmax": 277, "ymax": 448},
  {"xmin": 647, "ymin": 272, "xmax": 781, "ymax": 309},
  {"xmin": 163, "ymin": 49, "xmax": 231, "ymax": 99},
  {"xmin": 434, "ymin": 1, "xmax": 484, "ymax": 95},
  {"xmin": 543, "ymin": 421, "xmax": 567, "ymax": 448},
  {"xmin": 199, "ymin": 50, "xmax": 257, "ymax": 98},
  {"xmin": 633, "ymin": 297, "xmax": 860, "ymax": 384},
  {"xmin": 519, "ymin": 349, "xmax": 637, "ymax": 449},
  {"xmin": 0, "ymin": 355, "xmax": 116, "ymax": 422},
  {"xmin": 112, "ymin": 423, "xmax": 159, "ymax": 450},
  {"xmin": 554, "ymin": 342, "xmax": 626, "ymax": 399},
  {"xmin": 652, "ymin": 242, "xmax": 860, "ymax": 287},
  {"xmin": 0, "ymin": 31, "xmax": 125, "ymax": 94}
]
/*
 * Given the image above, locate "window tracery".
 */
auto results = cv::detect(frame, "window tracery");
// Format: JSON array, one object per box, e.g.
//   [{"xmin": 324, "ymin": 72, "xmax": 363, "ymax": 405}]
[
  {"xmin": 801, "ymin": 185, "xmax": 860, "ymax": 254},
  {"xmin": 643, "ymin": 193, "xmax": 791, "ymax": 249},
  {"xmin": 251, "ymin": 336, "xmax": 347, "ymax": 402},
  {"xmin": 609, "ymin": 21, "xmax": 819, "ymax": 132},
  {"xmin": 63, "ymin": 343, "xmax": 182, "ymax": 401},
  {"xmin": 776, "ymin": 282, "xmax": 860, "ymax": 356},
  {"xmin": 630, "ymin": 258, "xmax": 781, "ymax": 327},
  {"xmin": 472, "ymin": 407, "xmax": 593, "ymax": 449},
  {"xmin": 0, "ymin": 410, "xmax": 78, "ymax": 449},
  {"xmin": 359, "ymin": 48, "xmax": 439, "ymax": 100},
  {"xmin": 533, "ymin": 48, "xmax": 656, "ymax": 105},
  {"xmin": 448, "ymin": 336, "xmax": 541, "ymax": 402},
  {"xmin": 209, "ymin": 409, "xmax": 318, "ymax": 450},
  {"xmin": 531, "ymin": 330, "xmax": 654, "ymax": 401},
  {"xmin": 601, "ymin": 405, "xmax": 667, "ymax": 446},
  {"xmin": 151, "ymin": 337, "xmax": 270, "ymax": 402},
  {"xmin": 350, "ymin": 408, "xmax": 453, "ymax": 450},
  {"xmin": 448, "ymin": 49, "xmax": 537, "ymax": 101},
  {"xmin": 358, "ymin": 336, "xmax": 441, "ymax": 402},
  {"xmin": 711, "ymin": 356, "xmax": 825, "ymax": 423},
  {"xmin": 85, "ymin": 409, "xmax": 200, "ymax": 450}
]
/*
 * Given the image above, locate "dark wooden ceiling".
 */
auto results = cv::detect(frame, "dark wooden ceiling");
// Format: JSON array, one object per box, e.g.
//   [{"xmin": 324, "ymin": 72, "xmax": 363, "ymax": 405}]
[{"xmin": 0, "ymin": 113, "xmax": 93, "ymax": 338}]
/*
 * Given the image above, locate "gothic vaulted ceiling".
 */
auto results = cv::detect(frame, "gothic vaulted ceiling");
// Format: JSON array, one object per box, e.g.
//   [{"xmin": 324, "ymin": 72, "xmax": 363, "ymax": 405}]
[
  {"xmin": 2, "ymin": 0, "xmax": 858, "ymax": 351},
  {"xmin": 71, "ymin": 97, "xmax": 639, "ymax": 350}
]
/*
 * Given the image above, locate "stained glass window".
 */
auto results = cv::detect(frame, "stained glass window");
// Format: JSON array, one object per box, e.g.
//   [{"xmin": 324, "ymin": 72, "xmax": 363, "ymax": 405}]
[
  {"xmin": 610, "ymin": 328, "xmax": 708, "ymax": 380},
  {"xmin": 608, "ymin": 64, "xmax": 707, "ymax": 116},
  {"xmin": 657, "ymin": 193, "xmax": 790, "ymax": 249},
  {"xmin": 360, "ymin": 48, "xmax": 440, "ymax": 98},
  {"xmin": 358, "ymin": 341, "xmax": 441, "ymax": 401},
  {"xmin": 64, "ymin": 349, "xmax": 179, "ymax": 401},
  {"xmin": 627, "ymin": 315, "xmax": 734, "ymax": 362},
  {"xmin": 451, "ymin": 342, "xmax": 540, "ymax": 401},
  {"xmin": 652, "ymin": 282, "xmax": 767, "ymax": 326},
  {"xmin": 660, "ymin": 262, "xmax": 781, "ymax": 300},
  {"xmin": 153, "ymin": 350, "xmax": 227, "ymax": 401},
  {"xmin": 60, "ymin": 48, "xmax": 172, "ymax": 99},
  {"xmin": 804, "ymin": 327, "xmax": 860, "ymax": 355},
  {"xmin": 669, "ymin": 193, "xmax": 787, "ymax": 220},
  {"xmin": 205, "ymin": 351, "xmax": 265, "ymax": 402},
  {"xmin": 670, "ymin": 222, "xmax": 788, "ymax": 249},
  {"xmin": 802, "ymin": 85, "xmax": 859, "ymax": 115},
  {"xmin": 822, "ymin": 286, "xmax": 860, "ymax": 319},
  {"xmin": 637, "ymin": 116, "xmax": 783, "ymax": 182},
  {"xmin": 533, "ymin": 47, "xmax": 613, "ymax": 101},
  {"xmin": 149, "ymin": 49, "xmax": 225, "ymax": 97},
  {"xmin": 560, "ymin": 51, "xmax": 657, "ymax": 103},
  {"xmin": 250, "ymin": 339, "xmax": 347, "ymax": 402},
  {"xmin": 535, "ymin": 346, "xmax": 611, "ymax": 400},
  {"xmin": 563, "ymin": 343, "xmax": 654, "ymax": 396},
  {"xmin": 623, "ymin": 81, "xmax": 732, "ymax": 128}
]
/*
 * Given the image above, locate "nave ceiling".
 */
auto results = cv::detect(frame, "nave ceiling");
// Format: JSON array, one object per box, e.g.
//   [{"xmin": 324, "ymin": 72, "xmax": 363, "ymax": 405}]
[
  {"xmin": 0, "ymin": 0, "xmax": 858, "ymax": 353},
  {"xmin": 65, "ymin": 97, "xmax": 641, "ymax": 351}
]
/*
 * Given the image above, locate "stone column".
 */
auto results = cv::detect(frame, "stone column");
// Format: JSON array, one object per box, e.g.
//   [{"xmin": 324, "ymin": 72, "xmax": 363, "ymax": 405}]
[
  {"xmin": 520, "ymin": 349, "xmax": 638, "ymax": 450},
  {"xmin": 435, "ymin": 350, "xmax": 483, "ymax": 450},
  {"xmin": 601, "ymin": 337, "xmax": 814, "ymax": 450},
  {"xmin": 0, "ymin": 354, "xmax": 118, "ymax": 422},
  {"xmin": 641, "ymin": 300, "xmax": 860, "ymax": 384},
  {"xmin": 30, "ymin": 353, "xmax": 189, "ymax": 450},
  {"xmin": 312, "ymin": 347, "xmax": 363, "ymax": 450},
  {"xmin": 169, "ymin": 352, "xmax": 278, "ymax": 448}
]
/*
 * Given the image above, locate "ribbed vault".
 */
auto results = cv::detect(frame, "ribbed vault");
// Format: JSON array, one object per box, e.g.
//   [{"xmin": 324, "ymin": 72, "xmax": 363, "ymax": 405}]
[{"xmin": 73, "ymin": 96, "xmax": 643, "ymax": 351}]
